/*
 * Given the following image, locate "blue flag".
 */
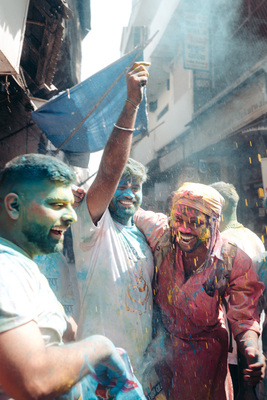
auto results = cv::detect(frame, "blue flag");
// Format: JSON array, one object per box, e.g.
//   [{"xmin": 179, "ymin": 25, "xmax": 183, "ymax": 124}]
[{"xmin": 31, "ymin": 47, "xmax": 148, "ymax": 153}]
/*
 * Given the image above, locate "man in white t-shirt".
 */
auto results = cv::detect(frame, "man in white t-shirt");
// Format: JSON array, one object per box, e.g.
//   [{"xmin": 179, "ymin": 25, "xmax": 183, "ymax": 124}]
[
  {"xmin": 211, "ymin": 181, "xmax": 265, "ymax": 399},
  {"xmin": 72, "ymin": 159, "xmax": 154, "ymax": 370},
  {"xmin": 71, "ymin": 66, "xmax": 165, "ymax": 398},
  {"xmin": 0, "ymin": 153, "xmax": 136, "ymax": 400}
]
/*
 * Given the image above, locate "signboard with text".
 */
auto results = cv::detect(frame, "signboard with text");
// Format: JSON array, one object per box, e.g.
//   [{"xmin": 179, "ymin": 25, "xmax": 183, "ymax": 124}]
[{"xmin": 183, "ymin": 11, "xmax": 210, "ymax": 71}]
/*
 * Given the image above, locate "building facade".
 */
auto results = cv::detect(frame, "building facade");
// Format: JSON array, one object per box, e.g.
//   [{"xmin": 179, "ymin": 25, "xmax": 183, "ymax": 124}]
[
  {"xmin": 0, "ymin": 0, "xmax": 91, "ymax": 168},
  {"xmin": 121, "ymin": 0, "xmax": 267, "ymax": 241}
]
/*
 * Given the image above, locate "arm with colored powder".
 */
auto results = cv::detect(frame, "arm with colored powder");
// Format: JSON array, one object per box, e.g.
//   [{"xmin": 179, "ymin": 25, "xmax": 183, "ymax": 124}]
[
  {"xmin": 85, "ymin": 62, "xmax": 150, "ymax": 224},
  {"xmin": 226, "ymin": 248, "xmax": 265, "ymax": 390},
  {"xmin": 235, "ymin": 330, "xmax": 265, "ymax": 399},
  {"xmin": 134, "ymin": 208, "xmax": 169, "ymax": 252},
  {"xmin": 0, "ymin": 321, "xmax": 128, "ymax": 400}
]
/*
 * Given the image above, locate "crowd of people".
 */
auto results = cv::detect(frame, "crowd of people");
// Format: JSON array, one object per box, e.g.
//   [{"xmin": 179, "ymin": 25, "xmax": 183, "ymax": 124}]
[{"xmin": 0, "ymin": 61, "xmax": 266, "ymax": 400}]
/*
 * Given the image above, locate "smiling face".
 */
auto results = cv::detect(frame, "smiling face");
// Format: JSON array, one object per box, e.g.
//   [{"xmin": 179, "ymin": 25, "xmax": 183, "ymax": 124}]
[
  {"xmin": 19, "ymin": 180, "xmax": 77, "ymax": 258},
  {"xmin": 109, "ymin": 175, "xmax": 142, "ymax": 226},
  {"xmin": 171, "ymin": 204, "xmax": 211, "ymax": 253}
]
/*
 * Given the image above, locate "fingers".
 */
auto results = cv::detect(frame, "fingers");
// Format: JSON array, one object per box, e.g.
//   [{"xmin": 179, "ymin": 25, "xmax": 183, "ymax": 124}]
[
  {"xmin": 127, "ymin": 61, "xmax": 150, "ymax": 79},
  {"xmin": 242, "ymin": 347, "xmax": 266, "ymax": 384},
  {"xmin": 130, "ymin": 61, "xmax": 151, "ymax": 71},
  {"xmin": 72, "ymin": 185, "xmax": 86, "ymax": 208},
  {"xmin": 243, "ymin": 363, "xmax": 265, "ymax": 384},
  {"xmin": 126, "ymin": 61, "xmax": 150, "ymax": 103}
]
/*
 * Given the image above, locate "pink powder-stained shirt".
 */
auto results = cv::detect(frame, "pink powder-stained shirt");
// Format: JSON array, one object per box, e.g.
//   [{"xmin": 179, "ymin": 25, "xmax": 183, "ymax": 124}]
[{"xmin": 134, "ymin": 209, "xmax": 264, "ymax": 400}]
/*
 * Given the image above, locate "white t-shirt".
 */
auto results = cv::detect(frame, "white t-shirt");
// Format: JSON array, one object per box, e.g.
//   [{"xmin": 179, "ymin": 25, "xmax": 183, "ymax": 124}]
[
  {"xmin": 0, "ymin": 237, "xmax": 67, "ymax": 399},
  {"xmin": 34, "ymin": 253, "xmax": 80, "ymax": 321},
  {"xmin": 71, "ymin": 198, "xmax": 154, "ymax": 377},
  {"xmin": 221, "ymin": 225, "xmax": 265, "ymax": 259}
]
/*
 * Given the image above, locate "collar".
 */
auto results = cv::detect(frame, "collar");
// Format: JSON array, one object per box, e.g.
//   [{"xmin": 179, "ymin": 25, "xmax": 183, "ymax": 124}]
[
  {"xmin": 223, "ymin": 220, "xmax": 244, "ymax": 230},
  {"xmin": 0, "ymin": 236, "xmax": 32, "ymax": 260}
]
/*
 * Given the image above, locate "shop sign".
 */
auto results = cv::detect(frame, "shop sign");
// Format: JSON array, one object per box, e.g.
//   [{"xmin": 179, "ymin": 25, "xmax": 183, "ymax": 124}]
[{"xmin": 183, "ymin": 11, "xmax": 210, "ymax": 71}]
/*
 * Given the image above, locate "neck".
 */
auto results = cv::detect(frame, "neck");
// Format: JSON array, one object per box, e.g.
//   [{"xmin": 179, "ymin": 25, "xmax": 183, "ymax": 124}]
[
  {"xmin": 0, "ymin": 224, "xmax": 35, "ymax": 259},
  {"xmin": 220, "ymin": 211, "xmax": 237, "ymax": 231},
  {"xmin": 182, "ymin": 245, "xmax": 208, "ymax": 278},
  {"xmin": 112, "ymin": 214, "xmax": 133, "ymax": 226}
]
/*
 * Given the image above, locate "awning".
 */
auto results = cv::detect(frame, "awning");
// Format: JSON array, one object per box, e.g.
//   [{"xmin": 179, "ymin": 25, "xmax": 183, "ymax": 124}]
[{"xmin": 31, "ymin": 47, "xmax": 148, "ymax": 154}]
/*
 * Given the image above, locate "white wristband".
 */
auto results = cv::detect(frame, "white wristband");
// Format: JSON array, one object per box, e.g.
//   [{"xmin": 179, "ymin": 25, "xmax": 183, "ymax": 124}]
[{"xmin": 113, "ymin": 123, "xmax": 135, "ymax": 132}]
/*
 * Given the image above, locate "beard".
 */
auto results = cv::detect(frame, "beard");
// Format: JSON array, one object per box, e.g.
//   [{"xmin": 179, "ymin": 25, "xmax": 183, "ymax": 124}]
[
  {"xmin": 109, "ymin": 201, "xmax": 139, "ymax": 222},
  {"xmin": 22, "ymin": 222, "xmax": 63, "ymax": 255}
]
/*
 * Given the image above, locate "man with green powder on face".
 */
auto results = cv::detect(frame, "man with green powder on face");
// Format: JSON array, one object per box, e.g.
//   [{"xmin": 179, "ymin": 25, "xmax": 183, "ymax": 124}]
[{"xmin": 0, "ymin": 153, "xmax": 133, "ymax": 400}]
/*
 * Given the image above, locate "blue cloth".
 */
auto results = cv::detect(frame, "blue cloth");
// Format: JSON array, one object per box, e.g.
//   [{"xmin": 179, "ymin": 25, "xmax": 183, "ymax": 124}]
[
  {"xmin": 56, "ymin": 348, "xmax": 146, "ymax": 400},
  {"xmin": 31, "ymin": 48, "xmax": 148, "ymax": 154}
]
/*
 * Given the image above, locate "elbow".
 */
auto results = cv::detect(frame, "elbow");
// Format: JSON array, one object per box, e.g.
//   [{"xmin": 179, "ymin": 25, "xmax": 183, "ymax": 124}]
[
  {"xmin": 16, "ymin": 379, "xmax": 56, "ymax": 400},
  {"xmin": 10, "ymin": 373, "xmax": 67, "ymax": 400}
]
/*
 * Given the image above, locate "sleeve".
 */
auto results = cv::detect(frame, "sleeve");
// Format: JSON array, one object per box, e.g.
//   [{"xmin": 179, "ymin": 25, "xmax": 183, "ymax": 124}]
[
  {"xmin": 226, "ymin": 247, "xmax": 265, "ymax": 338},
  {"xmin": 253, "ymin": 251, "xmax": 267, "ymax": 313},
  {"xmin": 71, "ymin": 192, "xmax": 109, "ymax": 250},
  {"xmin": 71, "ymin": 191, "xmax": 97, "ymax": 245},
  {"xmin": 0, "ymin": 254, "xmax": 35, "ymax": 333},
  {"xmin": 134, "ymin": 208, "xmax": 169, "ymax": 252}
]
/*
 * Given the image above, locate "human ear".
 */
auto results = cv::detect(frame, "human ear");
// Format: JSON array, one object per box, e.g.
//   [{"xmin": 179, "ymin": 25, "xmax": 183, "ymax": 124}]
[{"xmin": 4, "ymin": 193, "xmax": 21, "ymax": 220}]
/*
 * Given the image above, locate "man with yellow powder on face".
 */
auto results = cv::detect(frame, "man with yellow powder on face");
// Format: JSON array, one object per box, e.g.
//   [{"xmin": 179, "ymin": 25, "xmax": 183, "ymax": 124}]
[{"xmin": 134, "ymin": 182, "xmax": 265, "ymax": 400}]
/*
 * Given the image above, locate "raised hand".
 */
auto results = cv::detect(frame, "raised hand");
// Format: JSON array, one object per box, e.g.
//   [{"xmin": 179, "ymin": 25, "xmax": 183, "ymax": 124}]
[{"xmin": 126, "ymin": 61, "xmax": 150, "ymax": 106}]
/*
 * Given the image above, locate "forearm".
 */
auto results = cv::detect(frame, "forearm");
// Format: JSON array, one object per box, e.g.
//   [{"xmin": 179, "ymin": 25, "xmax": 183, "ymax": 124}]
[
  {"xmin": 99, "ymin": 62, "xmax": 146, "ymax": 179},
  {"xmin": 0, "ymin": 327, "xmax": 122, "ymax": 400},
  {"xmin": 235, "ymin": 329, "xmax": 265, "ymax": 385},
  {"xmin": 98, "ymin": 101, "xmax": 137, "ymax": 181},
  {"xmin": 235, "ymin": 330, "xmax": 259, "ymax": 355},
  {"xmin": 86, "ymin": 61, "xmax": 149, "ymax": 222},
  {"xmin": 35, "ymin": 335, "xmax": 115, "ymax": 399}
]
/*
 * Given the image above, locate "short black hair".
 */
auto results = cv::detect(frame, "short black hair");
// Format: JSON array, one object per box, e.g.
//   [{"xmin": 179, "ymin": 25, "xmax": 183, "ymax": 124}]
[
  {"xmin": 0, "ymin": 153, "xmax": 76, "ymax": 195},
  {"xmin": 122, "ymin": 158, "xmax": 148, "ymax": 184}
]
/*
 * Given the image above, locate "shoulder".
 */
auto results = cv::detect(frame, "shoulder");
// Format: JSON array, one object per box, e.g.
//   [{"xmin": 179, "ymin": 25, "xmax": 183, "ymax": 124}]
[
  {"xmin": 0, "ymin": 252, "xmax": 40, "ymax": 296},
  {"xmin": 134, "ymin": 208, "xmax": 169, "ymax": 229},
  {"xmin": 253, "ymin": 251, "xmax": 267, "ymax": 280},
  {"xmin": 134, "ymin": 208, "xmax": 169, "ymax": 251},
  {"xmin": 72, "ymin": 204, "xmax": 111, "ymax": 240}
]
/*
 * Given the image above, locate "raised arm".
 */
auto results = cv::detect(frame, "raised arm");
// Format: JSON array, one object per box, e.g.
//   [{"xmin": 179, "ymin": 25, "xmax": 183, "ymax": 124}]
[
  {"xmin": 0, "ymin": 321, "xmax": 127, "ymax": 400},
  {"xmin": 86, "ymin": 62, "xmax": 150, "ymax": 224}
]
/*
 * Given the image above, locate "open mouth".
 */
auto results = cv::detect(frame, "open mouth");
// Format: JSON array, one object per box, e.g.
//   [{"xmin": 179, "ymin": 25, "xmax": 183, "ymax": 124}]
[
  {"xmin": 49, "ymin": 227, "xmax": 67, "ymax": 240},
  {"xmin": 119, "ymin": 199, "xmax": 134, "ymax": 208},
  {"xmin": 178, "ymin": 233, "xmax": 196, "ymax": 245}
]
